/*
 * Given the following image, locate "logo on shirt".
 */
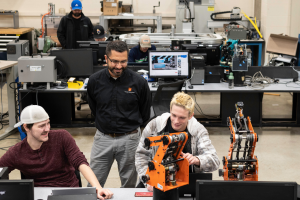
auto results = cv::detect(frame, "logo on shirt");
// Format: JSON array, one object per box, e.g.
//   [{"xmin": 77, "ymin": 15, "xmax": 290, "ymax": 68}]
[
  {"xmin": 0, "ymin": 191, "xmax": 6, "ymax": 195},
  {"xmin": 128, "ymin": 87, "xmax": 132, "ymax": 91},
  {"xmin": 97, "ymin": 29, "xmax": 101, "ymax": 35}
]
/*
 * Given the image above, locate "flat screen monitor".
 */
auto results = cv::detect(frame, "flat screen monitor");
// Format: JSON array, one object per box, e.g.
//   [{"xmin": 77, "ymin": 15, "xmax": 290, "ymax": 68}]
[
  {"xmin": 0, "ymin": 180, "xmax": 34, "ymax": 200},
  {"xmin": 148, "ymin": 50, "xmax": 190, "ymax": 79},
  {"xmin": 77, "ymin": 41, "xmax": 110, "ymax": 65},
  {"xmin": 181, "ymin": 43, "xmax": 221, "ymax": 66},
  {"xmin": 50, "ymin": 49, "xmax": 93, "ymax": 78},
  {"xmin": 178, "ymin": 173, "xmax": 212, "ymax": 198},
  {"xmin": 196, "ymin": 180, "xmax": 297, "ymax": 200}
]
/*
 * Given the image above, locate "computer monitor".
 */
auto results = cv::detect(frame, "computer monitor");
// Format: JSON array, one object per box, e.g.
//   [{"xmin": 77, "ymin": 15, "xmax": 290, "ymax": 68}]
[
  {"xmin": 181, "ymin": 43, "xmax": 221, "ymax": 66},
  {"xmin": 0, "ymin": 180, "xmax": 34, "ymax": 200},
  {"xmin": 196, "ymin": 180, "xmax": 297, "ymax": 200},
  {"xmin": 77, "ymin": 41, "xmax": 110, "ymax": 65},
  {"xmin": 178, "ymin": 173, "xmax": 212, "ymax": 198},
  {"xmin": 148, "ymin": 50, "xmax": 190, "ymax": 79},
  {"xmin": 50, "ymin": 49, "xmax": 93, "ymax": 78}
]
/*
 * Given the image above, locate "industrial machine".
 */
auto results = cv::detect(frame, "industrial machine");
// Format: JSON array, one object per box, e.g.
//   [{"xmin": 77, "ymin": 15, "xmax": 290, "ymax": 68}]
[
  {"xmin": 176, "ymin": 0, "xmax": 215, "ymax": 33},
  {"xmin": 141, "ymin": 132, "xmax": 189, "ymax": 200},
  {"xmin": 18, "ymin": 56, "xmax": 57, "ymax": 89},
  {"xmin": 268, "ymin": 55, "xmax": 297, "ymax": 67},
  {"xmin": 220, "ymin": 39, "xmax": 251, "ymax": 86},
  {"xmin": 38, "ymin": 3, "xmax": 58, "ymax": 52},
  {"xmin": 219, "ymin": 102, "xmax": 259, "ymax": 181},
  {"xmin": 208, "ymin": 7, "xmax": 262, "ymax": 40},
  {"xmin": 6, "ymin": 39, "xmax": 30, "ymax": 61}
]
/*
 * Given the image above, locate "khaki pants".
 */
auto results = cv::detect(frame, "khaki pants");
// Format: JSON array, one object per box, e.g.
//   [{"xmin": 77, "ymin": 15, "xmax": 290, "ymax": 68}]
[{"xmin": 88, "ymin": 128, "xmax": 141, "ymax": 188}]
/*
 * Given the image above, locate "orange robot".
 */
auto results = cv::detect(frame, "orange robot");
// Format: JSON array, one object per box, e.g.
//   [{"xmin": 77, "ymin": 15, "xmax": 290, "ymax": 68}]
[
  {"xmin": 219, "ymin": 102, "xmax": 259, "ymax": 181},
  {"xmin": 141, "ymin": 132, "xmax": 189, "ymax": 194}
]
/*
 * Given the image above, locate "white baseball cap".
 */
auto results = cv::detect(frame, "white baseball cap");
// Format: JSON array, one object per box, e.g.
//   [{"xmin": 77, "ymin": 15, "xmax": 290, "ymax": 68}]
[
  {"xmin": 14, "ymin": 105, "xmax": 49, "ymax": 128},
  {"xmin": 140, "ymin": 35, "xmax": 151, "ymax": 48}
]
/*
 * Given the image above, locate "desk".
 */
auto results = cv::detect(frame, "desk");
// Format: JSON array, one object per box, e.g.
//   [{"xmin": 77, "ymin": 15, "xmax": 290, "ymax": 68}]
[
  {"xmin": 19, "ymin": 79, "xmax": 300, "ymax": 128},
  {"xmin": 149, "ymin": 80, "xmax": 300, "ymax": 127},
  {"xmin": 34, "ymin": 188, "xmax": 151, "ymax": 200},
  {"xmin": 0, "ymin": 27, "xmax": 34, "ymax": 55},
  {"xmin": 0, "ymin": 61, "xmax": 17, "ymax": 139},
  {"xmin": 240, "ymin": 38, "xmax": 264, "ymax": 66},
  {"xmin": 100, "ymin": 13, "xmax": 162, "ymax": 33},
  {"xmin": 34, "ymin": 188, "xmax": 194, "ymax": 200}
]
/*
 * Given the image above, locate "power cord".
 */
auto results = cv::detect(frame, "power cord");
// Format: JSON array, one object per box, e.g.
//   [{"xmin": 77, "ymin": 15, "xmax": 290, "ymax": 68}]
[
  {"xmin": 246, "ymin": 71, "xmax": 274, "ymax": 90},
  {"xmin": 192, "ymin": 92, "xmax": 220, "ymax": 119}
]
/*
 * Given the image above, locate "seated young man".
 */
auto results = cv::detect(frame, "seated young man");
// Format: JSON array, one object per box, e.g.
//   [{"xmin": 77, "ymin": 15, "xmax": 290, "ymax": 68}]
[
  {"xmin": 0, "ymin": 105, "xmax": 113, "ymax": 200},
  {"xmin": 135, "ymin": 92, "xmax": 220, "ymax": 191}
]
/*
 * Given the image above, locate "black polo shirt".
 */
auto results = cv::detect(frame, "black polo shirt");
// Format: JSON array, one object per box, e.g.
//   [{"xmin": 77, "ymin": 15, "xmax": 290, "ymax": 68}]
[{"xmin": 87, "ymin": 68, "xmax": 151, "ymax": 134}]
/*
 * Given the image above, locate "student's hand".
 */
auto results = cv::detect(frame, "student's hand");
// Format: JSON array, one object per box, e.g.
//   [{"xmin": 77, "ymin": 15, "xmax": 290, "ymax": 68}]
[
  {"xmin": 147, "ymin": 184, "xmax": 153, "ymax": 192},
  {"xmin": 180, "ymin": 152, "xmax": 200, "ymax": 166},
  {"xmin": 96, "ymin": 188, "xmax": 114, "ymax": 200},
  {"xmin": 103, "ymin": 64, "xmax": 107, "ymax": 66}
]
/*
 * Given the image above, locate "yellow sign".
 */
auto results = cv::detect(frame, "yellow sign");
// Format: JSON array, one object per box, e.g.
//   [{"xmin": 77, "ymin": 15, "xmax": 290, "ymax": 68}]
[
  {"xmin": 208, "ymin": 6, "xmax": 214, "ymax": 11},
  {"xmin": 16, "ymin": 34, "xmax": 20, "ymax": 36}
]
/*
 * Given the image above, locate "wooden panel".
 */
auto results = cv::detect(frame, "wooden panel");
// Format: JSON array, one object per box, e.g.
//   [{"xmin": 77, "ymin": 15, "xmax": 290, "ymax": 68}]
[{"xmin": 0, "ymin": 27, "xmax": 33, "ymax": 35}]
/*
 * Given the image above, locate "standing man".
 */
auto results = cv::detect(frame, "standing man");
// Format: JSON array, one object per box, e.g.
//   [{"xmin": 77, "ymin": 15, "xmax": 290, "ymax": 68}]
[
  {"xmin": 135, "ymin": 92, "xmax": 220, "ymax": 191},
  {"xmin": 87, "ymin": 40, "xmax": 151, "ymax": 188},
  {"xmin": 93, "ymin": 25, "xmax": 107, "ymax": 41},
  {"xmin": 128, "ymin": 34, "xmax": 156, "ymax": 63},
  {"xmin": 0, "ymin": 105, "xmax": 113, "ymax": 200},
  {"xmin": 57, "ymin": 0, "xmax": 94, "ymax": 49}
]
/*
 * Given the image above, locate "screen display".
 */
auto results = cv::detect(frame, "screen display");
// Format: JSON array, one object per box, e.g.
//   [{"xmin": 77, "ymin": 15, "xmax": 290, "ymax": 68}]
[
  {"xmin": 50, "ymin": 49, "xmax": 93, "ymax": 77},
  {"xmin": 0, "ymin": 180, "xmax": 34, "ymax": 200},
  {"xmin": 149, "ymin": 51, "xmax": 190, "ymax": 78}
]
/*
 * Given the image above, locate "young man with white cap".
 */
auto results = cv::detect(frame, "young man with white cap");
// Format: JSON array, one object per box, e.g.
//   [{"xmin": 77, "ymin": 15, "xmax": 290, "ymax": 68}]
[
  {"xmin": 57, "ymin": 0, "xmax": 94, "ymax": 49},
  {"xmin": 0, "ymin": 105, "xmax": 113, "ymax": 200},
  {"xmin": 128, "ymin": 34, "xmax": 156, "ymax": 63}
]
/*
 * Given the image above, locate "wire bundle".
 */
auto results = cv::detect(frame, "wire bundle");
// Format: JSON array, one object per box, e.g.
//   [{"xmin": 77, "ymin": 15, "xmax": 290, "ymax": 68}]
[{"xmin": 246, "ymin": 71, "xmax": 274, "ymax": 90}]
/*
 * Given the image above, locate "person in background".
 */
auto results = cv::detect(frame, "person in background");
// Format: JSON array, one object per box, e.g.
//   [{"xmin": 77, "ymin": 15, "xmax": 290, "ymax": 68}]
[
  {"xmin": 57, "ymin": 0, "xmax": 94, "ymax": 49},
  {"xmin": 93, "ymin": 25, "xmax": 107, "ymax": 41},
  {"xmin": 128, "ymin": 34, "xmax": 156, "ymax": 63}
]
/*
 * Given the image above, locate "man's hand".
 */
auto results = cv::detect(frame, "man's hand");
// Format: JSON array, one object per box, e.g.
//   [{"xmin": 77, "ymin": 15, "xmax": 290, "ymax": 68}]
[
  {"xmin": 180, "ymin": 152, "xmax": 200, "ymax": 166},
  {"xmin": 147, "ymin": 184, "xmax": 153, "ymax": 192},
  {"xmin": 96, "ymin": 188, "xmax": 114, "ymax": 200}
]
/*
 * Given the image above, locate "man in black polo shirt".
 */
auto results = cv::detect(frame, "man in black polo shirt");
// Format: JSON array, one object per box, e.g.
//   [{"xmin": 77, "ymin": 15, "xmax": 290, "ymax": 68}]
[
  {"xmin": 87, "ymin": 40, "xmax": 151, "ymax": 188},
  {"xmin": 57, "ymin": 0, "xmax": 94, "ymax": 49}
]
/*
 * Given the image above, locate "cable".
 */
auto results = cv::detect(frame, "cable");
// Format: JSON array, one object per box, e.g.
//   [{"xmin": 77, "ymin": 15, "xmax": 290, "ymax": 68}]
[
  {"xmin": 193, "ymin": 92, "xmax": 219, "ymax": 119},
  {"xmin": 246, "ymin": 71, "xmax": 274, "ymax": 90},
  {"xmin": 36, "ymin": 90, "xmax": 39, "ymax": 105},
  {"xmin": 56, "ymin": 59, "xmax": 67, "ymax": 78}
]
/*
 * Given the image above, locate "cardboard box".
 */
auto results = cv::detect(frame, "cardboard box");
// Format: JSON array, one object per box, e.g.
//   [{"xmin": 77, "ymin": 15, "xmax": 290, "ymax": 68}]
[
  {"xmin": 103, "ymin": 0, "xmax": 119, "ymax": 16},
  {"xmin": 267, "ymin": 34, "xmax": 298, "ymax": 56}
]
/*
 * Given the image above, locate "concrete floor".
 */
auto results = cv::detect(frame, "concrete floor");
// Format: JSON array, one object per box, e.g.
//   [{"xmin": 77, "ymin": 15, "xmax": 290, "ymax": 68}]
[{"xmin": 0, "ymin": 83, "xmax": 299, "ymax": 187}]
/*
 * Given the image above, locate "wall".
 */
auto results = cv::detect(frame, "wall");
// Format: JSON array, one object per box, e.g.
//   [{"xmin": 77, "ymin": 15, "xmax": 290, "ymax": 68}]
[
  {"xmin": 260, "ymin": 0, "xmax": 294, "ymax": 64},
  {"xmin": 290, "ymin": 0, "xmax": 300, "ymax": 38}
]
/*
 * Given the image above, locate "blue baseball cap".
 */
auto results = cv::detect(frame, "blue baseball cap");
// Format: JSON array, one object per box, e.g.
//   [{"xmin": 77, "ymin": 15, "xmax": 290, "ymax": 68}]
[{"xmin": 71, "ymin": 0, "xmax": 82, "ymax": 10}]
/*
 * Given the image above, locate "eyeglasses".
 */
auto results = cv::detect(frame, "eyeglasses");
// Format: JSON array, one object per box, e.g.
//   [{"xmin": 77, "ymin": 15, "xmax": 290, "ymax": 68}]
[{"xmin": 107, "ymin": 55, "xmax": 127, "ymax": 66}]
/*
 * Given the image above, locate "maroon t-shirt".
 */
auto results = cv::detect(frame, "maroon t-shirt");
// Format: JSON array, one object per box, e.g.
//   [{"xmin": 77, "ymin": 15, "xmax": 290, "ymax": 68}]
[{"xmin": 0, "ymin": 129, "xmax": 89, "ymax": 187}]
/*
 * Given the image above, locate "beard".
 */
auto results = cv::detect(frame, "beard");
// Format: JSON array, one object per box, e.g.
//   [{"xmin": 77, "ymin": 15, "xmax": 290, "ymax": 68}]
[
  {"xmin": 72, "ymin": 11, "xmax": 81, "ymax": 17},
  {"xmin": 108, "ymin": 64, "xmax": 126, "ymax": 77}
]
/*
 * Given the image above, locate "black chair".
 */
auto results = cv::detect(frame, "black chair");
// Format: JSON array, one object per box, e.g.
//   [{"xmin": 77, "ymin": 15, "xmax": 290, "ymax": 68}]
[
  {"xmin": 21, "ymin": 170, "xmax": 82, "ymax": 187},
  {"xmin": 77, "ymin": 93, "xmax": 88, "ymax": 111},
  {"xmin": 152, "ymin": 80, "xmax": 185, "ymax": 117}
]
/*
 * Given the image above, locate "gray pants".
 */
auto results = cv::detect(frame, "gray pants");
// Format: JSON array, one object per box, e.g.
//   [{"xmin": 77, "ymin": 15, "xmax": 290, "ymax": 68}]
[{"xmin": 88, "ymin": 128, "xmax": 141, "ymax": 188}]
